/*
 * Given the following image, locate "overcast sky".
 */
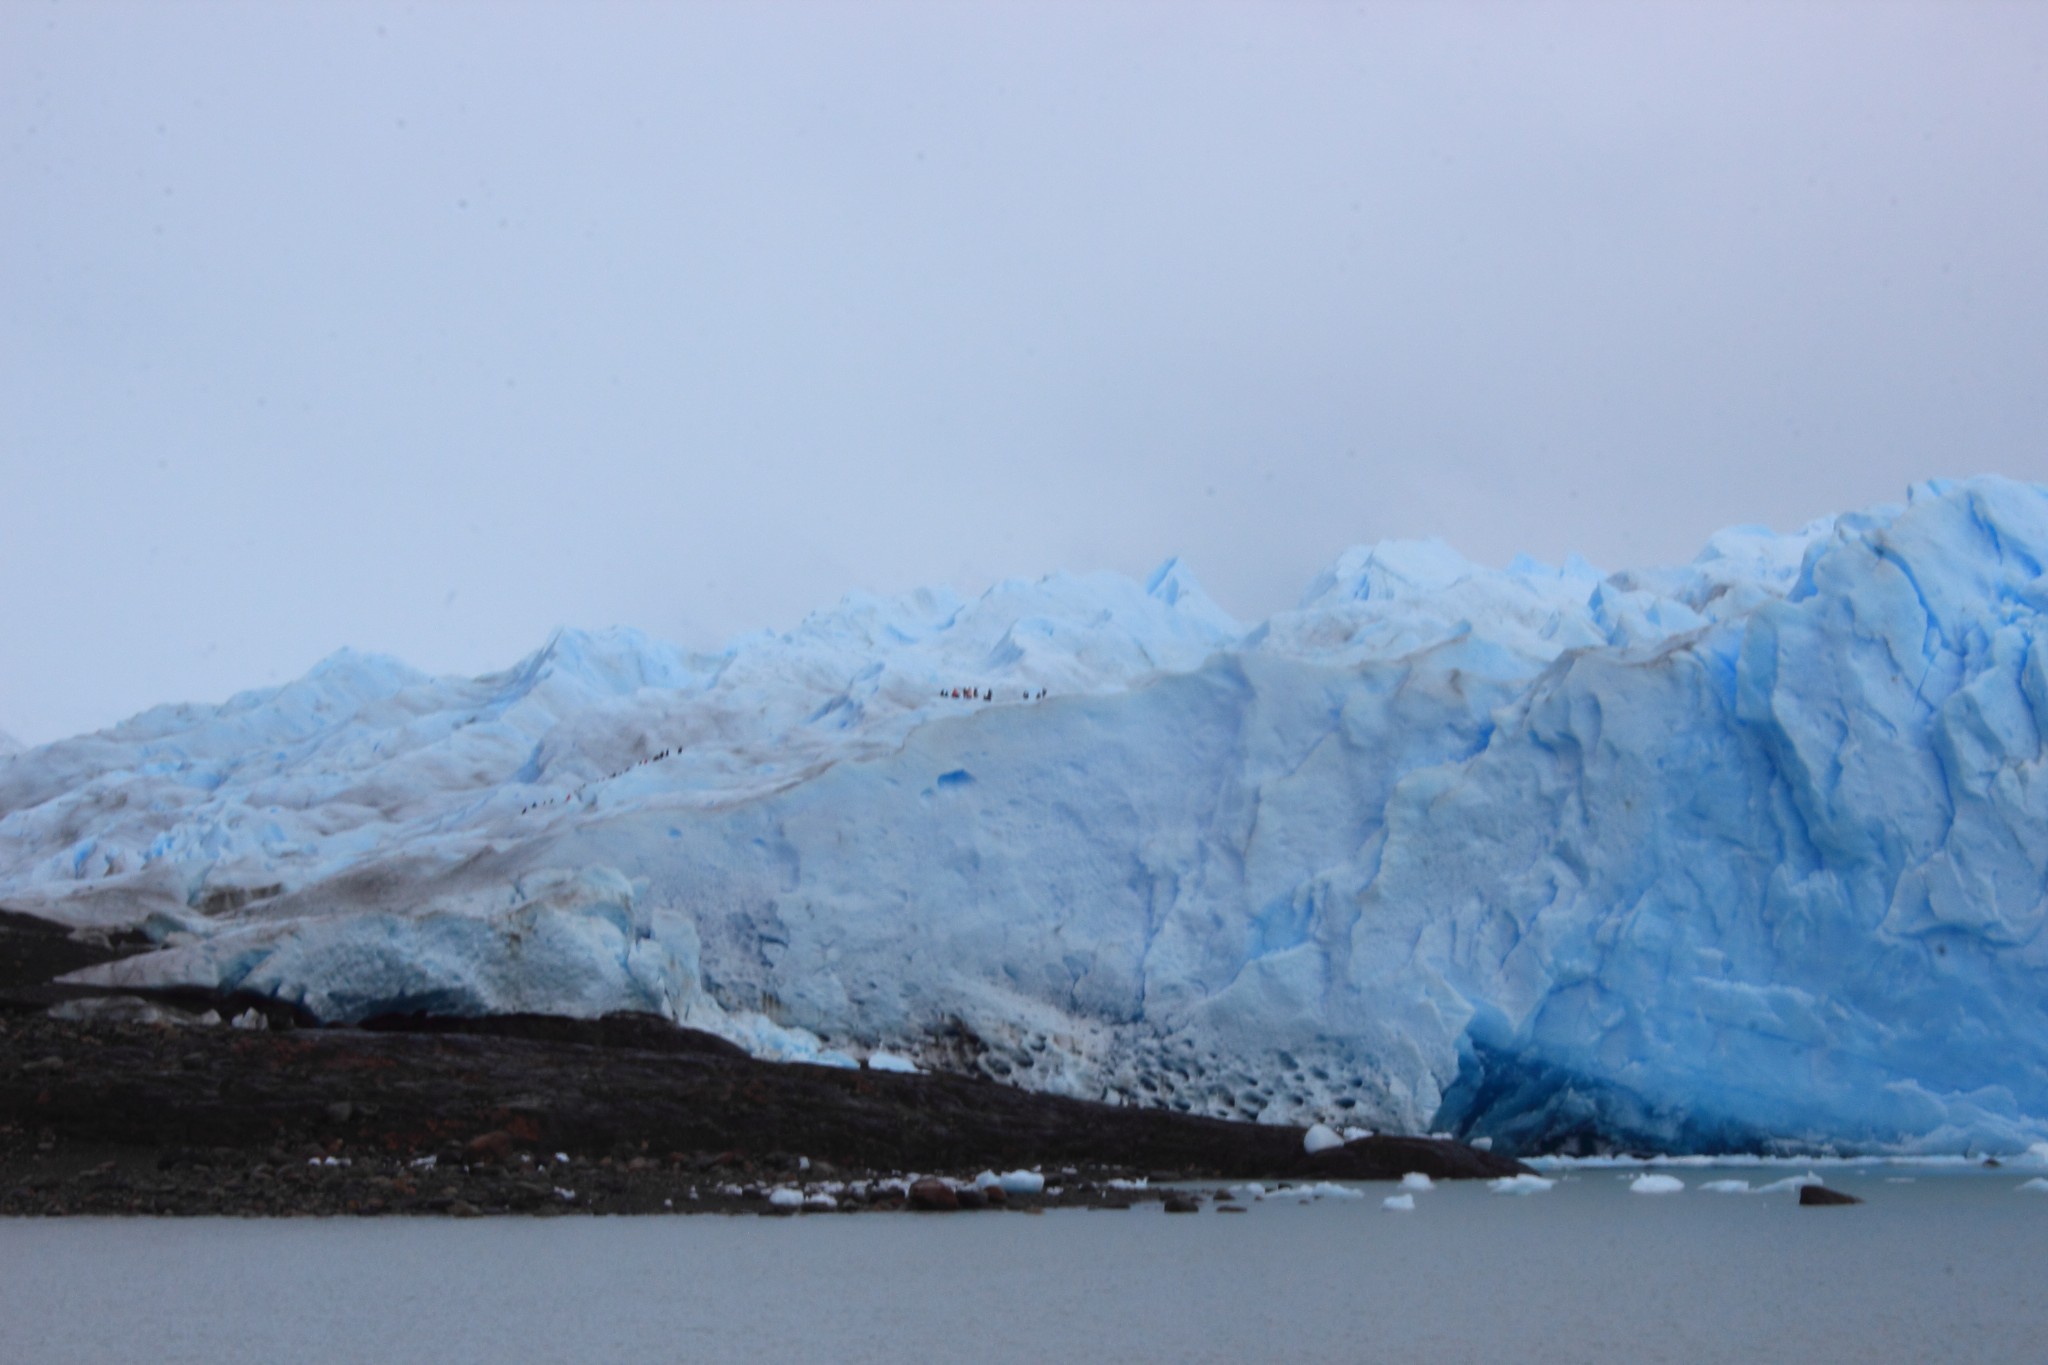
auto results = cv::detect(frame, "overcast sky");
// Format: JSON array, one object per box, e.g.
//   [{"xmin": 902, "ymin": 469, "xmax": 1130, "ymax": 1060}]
[{"xmin": 4, "ymin": 2, "xmax": 2046, "ymax": 743}]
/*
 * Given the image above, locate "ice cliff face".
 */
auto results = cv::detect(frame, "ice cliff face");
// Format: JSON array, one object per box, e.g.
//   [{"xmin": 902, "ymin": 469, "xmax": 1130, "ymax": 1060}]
[{"xmin": 6, "ymin": 477, "xmax": 2048, "ymax": 1155}]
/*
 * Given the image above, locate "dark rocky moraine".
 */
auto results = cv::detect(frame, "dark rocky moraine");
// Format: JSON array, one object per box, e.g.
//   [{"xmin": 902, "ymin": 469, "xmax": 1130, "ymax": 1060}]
[{"xmin": 1, "ymin": 907, "xmax": 1527, "ymax": 1217}]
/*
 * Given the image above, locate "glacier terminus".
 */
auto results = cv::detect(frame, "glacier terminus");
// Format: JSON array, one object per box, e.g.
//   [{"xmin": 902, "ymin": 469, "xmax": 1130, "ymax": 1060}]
[{"xmin": 7, "ymin": 477, "xmax": 2048, "ymax": 1157}]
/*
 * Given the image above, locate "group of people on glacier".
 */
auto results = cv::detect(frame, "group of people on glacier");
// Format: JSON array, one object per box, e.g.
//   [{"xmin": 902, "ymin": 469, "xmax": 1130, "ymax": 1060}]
[{"xmin": 940, "ymin": 686, "xmax": 1047, "ymax": 702}]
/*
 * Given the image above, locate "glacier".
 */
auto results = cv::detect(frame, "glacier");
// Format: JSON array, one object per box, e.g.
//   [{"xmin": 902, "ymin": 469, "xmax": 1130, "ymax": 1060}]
[{"xmin": 5, "ymin": 476, "xmax": 2048, "ymax": 1155}]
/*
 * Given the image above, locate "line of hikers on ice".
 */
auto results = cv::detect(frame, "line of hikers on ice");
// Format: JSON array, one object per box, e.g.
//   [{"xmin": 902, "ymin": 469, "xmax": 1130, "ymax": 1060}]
[
  {"xmin": 942, "ymin": 686, "xmax": 1047, "ymax": 702},
  {"xmin": 519, "ymin": 745, "xmax": 680, "ymax": 815}
]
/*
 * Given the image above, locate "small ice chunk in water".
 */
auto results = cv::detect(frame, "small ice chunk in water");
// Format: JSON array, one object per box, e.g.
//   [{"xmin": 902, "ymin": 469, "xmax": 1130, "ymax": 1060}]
[
  {"xmin": 1296, "ymin": 1181, "xmax": 1365, "ymax": 1200},
  {"xmin": 1630, "ymin": 1174, "xmax": 1685, "ymax": 1195},
  {"xmin": 1382, "ymin": 1193, "xmax": 1415, "ymax": 1211},
  {"xmin": 1399, "ymin": 1172, "xmax": 1434, "ymax": 1192},
  {"xmin": 1303, "ymin": 1123, "xmax": 1344, "ymax": 1154},
  {"xmin": 2017, "ymin": 1177, "xmax": 2048, "ymax": 1193},
  {"xmin": 1756, "ymin": 1171, "xmax": 1823, "ymax": 1194},
  {"xmin": 1700, "ymin": 1179, "xmax": 1751, "ymax": 1193},
  {"xmin": 1489, "ymin": 1174, "xmax": 1556, "ymax": 1196}
]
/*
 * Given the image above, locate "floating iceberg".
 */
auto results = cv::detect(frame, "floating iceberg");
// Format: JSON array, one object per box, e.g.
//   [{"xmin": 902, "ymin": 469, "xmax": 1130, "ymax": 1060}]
[{"xmin": 8, "ymin": 478, "xmax": 2048, "ymax": 1156}]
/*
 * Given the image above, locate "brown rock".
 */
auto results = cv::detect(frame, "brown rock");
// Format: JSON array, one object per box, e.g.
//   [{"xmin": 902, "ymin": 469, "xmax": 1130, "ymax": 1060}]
[
  {"xmin": 955, "ymin": 1185, "xmax": 988, "ymax": 1210},
  {"xmin": 908, "ymin": 1178, "xmax": 958, "ymax": 1211},
  {"xmin": 464, "ymin": 1130, "xmax": 515, "ymax": 1164},
  {"xmin": 982, "ymin": 1183, "xmax": 1006, "ymax": 1206},
  {"xmin": 1163, "ymin": 1195, "xmax": 1200, "ymax": 1213},
  {"xmin": 1798, "ymin": 1184, "xmax": 1863, "ymax": 1206}
]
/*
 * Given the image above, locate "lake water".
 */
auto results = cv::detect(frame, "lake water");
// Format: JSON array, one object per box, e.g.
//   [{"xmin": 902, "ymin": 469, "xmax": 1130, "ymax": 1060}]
[{"xmin": 4, "ymin": 1166, "xmax": 2045, "ymax": 1364}]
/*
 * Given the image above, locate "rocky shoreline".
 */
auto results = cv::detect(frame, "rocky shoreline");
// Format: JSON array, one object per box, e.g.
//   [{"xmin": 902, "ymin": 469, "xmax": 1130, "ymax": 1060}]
[{"xmin": 1, "ymin": 909, "xmax": 1527, "ymax": 1217}]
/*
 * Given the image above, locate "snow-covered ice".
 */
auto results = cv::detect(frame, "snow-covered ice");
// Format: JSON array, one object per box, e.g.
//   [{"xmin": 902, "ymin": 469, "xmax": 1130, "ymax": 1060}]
[{"xmin": 10, "ymin": 478, "xmax": 2048, "ymax": 1154}]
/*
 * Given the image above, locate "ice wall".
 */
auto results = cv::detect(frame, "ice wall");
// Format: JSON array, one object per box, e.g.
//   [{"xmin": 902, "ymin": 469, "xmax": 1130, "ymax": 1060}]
[{"xmin": 9, "ymin": 478, "xmax": 2048, "ymax": 1154}]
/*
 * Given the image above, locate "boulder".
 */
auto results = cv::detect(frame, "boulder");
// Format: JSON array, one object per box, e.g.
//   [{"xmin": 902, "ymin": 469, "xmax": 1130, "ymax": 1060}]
[{"xmin": 908, "ymin": 1178, "xmax": 958, "ymax": 1211}]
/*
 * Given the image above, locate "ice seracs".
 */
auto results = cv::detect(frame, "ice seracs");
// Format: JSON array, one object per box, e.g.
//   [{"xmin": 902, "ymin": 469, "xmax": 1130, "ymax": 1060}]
[{"xmin": 11, "ymin": 478, "xmax": 2048, "ymax": 1157}]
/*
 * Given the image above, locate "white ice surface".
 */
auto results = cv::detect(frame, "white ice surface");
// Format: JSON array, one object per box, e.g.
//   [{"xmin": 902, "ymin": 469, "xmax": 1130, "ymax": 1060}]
[
  {"xmin": 10, "ymin": 479, "xmax": 2048, "ymax": 1154},
  {"xmin": 1629, "ymin": 1174, "xmax": 1686, "ymax": 1195}
]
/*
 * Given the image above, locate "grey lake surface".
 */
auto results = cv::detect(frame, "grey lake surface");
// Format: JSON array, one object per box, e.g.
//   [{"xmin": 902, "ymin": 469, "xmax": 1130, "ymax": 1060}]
[{"xmin": 4, "ymin": 1167, "xmax": 2045, "ymax": 1365}]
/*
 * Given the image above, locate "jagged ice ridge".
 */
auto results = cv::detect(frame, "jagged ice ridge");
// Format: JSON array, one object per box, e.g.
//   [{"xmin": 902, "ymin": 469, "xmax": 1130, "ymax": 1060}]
[{"xmin": 6, "ymin": 477, "xmax": 2048, "ymax": 1155}]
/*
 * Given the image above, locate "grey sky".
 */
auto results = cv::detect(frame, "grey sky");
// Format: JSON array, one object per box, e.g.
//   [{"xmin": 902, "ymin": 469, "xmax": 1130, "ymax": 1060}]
[{"xmin": 4, "ymin": 1, "xmax": 2046, "ymax": 744}]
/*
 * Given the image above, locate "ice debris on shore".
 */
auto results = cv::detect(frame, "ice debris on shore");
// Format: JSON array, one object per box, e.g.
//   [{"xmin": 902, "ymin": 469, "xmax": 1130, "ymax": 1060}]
[
  {"xmin": 9, "ymin": 477, "xmax": 2048, "ymax": 1156},
  {"xmin": 1302, "ymin": 1124, "xmax": 1344, "ymax": 1154}
]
